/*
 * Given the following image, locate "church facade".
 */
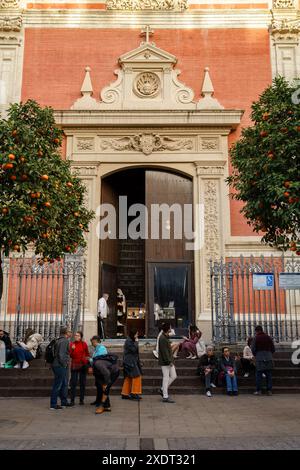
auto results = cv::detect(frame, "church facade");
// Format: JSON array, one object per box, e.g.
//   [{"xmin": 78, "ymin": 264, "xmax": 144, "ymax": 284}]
[{"xmin": 1, "ymin": 0, "xmax": 299, "ymax": 339}]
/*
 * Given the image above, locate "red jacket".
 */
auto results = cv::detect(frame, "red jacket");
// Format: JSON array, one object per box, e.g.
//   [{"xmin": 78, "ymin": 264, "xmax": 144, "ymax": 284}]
[{"xmin": 69, "ymin": 341, "xmax": 89, "ymax": 369}]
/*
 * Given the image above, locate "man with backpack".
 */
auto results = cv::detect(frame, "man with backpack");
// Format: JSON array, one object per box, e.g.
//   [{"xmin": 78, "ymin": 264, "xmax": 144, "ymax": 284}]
[{"xmin": 48, "ymin": 326, "xmax": 73, "ymax": 410}]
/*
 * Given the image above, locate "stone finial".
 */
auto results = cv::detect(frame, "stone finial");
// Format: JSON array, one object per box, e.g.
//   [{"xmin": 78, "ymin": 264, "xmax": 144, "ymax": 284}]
[
  {"xmin": 197, "ymin": 67, "xmax": 224, "ymax": 110},
  {"xmin": 81, "ymin": 66, "xmax": 93, "ymax": 96},
  {"xmin": 71, "ymin": 66, "xmax": 100, "ymax": 110}
]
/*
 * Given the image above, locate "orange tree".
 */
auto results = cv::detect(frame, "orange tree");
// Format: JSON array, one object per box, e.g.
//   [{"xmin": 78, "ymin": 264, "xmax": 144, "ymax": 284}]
[
  {"xmin": 0, "ymin": 100, "xmax": 94, "ymax": 297},
  {"xmin": 227, "ymin": 77, "xmax": 300, "ymax": 255}
]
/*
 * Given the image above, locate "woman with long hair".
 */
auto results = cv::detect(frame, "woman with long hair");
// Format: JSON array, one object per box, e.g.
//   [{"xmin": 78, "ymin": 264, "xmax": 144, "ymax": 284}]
[
  {"xmin": 121, "ymin": 328, "xmax": 142, "ymax": 400},
  {"xmin": 177, "ymin": 325, "xmax": 202, "ymax": 359}
]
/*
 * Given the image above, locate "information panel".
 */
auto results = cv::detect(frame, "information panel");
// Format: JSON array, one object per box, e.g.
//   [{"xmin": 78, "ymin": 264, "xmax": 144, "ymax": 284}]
[{"xmin": 279, "ymin": 273, "xmax": 300, "ymax": 290}]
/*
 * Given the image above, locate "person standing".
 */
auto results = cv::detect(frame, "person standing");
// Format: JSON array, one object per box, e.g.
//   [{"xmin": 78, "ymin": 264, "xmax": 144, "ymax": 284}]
[
  {"xmin": 158, "ymin": 322, "xmax": 177, "ymax": 403},
  {"xmin": 98, "ymin": 293, "xmax": 109, "ymax": 339},
  {"xmin": 220, "ymin": 347, "xmax": 238, "ymax": 396},
  {"xmin": 50, "ymin": 326, "xmax": 72, "ymax": 410},
  {"xmin": 69, "ymin": 331, "xmax": 90, "ymax": 406},
  {"xmin": 252, "ymin": 325, "xmax": 275, "ymax": 396},
  {"xmin": 121, "ymin": 328, "xmax": 142, "ymax": 401}
]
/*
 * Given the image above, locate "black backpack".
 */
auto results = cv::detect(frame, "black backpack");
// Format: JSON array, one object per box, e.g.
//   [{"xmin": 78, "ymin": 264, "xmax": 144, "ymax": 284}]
[
  {"xmin": 45, "ymin": 339, "xmax": 57, "ymax": 364},
  {"xmin": 36, "ymin": 344, "xmax": 42, "ymax": 360}
]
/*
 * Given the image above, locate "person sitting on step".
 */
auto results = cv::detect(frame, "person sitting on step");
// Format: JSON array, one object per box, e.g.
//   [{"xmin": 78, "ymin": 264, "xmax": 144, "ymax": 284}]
[
  {"xmin": 176, "ymin": 325, "xmax": 203, "ymax": 359},
  {"xmin": 12, "ymin": 328, "xmax": 43, "ymax": 369},
  {"xmin": 197, "ymin": 345, "xmax": 218, "ymax": 397},
  {"xmin": 240, "ymin": 337, "xmax": 256, "ymax": 378},
  {"xmin": 220, "ymin": 346, "xmax": 239, "ymax": 396}
]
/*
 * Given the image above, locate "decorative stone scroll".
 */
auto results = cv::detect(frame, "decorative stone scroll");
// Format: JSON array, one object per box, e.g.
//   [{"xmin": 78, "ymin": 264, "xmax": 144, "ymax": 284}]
[
  {"xmin": 100, "ymin": 133, "xmax": 193, "ymax": 155},
  {"xmin": 76, "ymin": 137, "xmax": 95, "ymax": 151},
  {"xmin": 0, "ymin": 0, "xmax": 20, "ymax": 8},
  {"xmin": 273, "ymin": 0, "xmax": 295, "ymax": 8},
  {"xmin": 0, "ymin": 15, "xmax": 22, "ymax": 32},
  {"xmin": 269, "ymin": 17, "xmax": 300, "ymax": 36},
  {"xmin": 106, "ymin": 0, "xmax": 188, "ymax": 11}
]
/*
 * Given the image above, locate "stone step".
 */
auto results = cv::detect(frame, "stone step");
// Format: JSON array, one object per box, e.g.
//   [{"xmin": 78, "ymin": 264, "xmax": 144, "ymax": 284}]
[
  {"xmin": 0, "ymin": 385, "xmax": 300, "ymax": 397},
  {"xmin": 1, "ymin": 365, "xmax": 299, "ymax": 378},
  {"xmin": 1, "ymin": 374, "xmax": 299, "ymax": 388}
]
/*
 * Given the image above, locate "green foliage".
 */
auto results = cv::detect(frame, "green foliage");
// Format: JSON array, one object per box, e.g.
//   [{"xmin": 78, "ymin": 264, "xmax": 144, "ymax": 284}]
[
  {"xmin": 227, "ymin": 77, "xmax": 300, "ymax": 254},
  {"xmin": 0, "ymin": 100, "xmax": 94, "ymax": 261}
]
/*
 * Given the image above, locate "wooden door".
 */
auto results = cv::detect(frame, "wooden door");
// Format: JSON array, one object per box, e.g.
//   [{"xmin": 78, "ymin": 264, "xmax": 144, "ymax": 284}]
[{"xmin": 145, "ymin": 170, "xmax": 194, "ymax": 336}]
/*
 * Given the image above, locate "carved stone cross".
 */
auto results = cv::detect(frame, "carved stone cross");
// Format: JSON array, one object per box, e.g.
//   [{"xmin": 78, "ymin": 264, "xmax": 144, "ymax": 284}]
[{"xmin": 141, "ymin": 25, "xmax": 154, "ymax": 43}]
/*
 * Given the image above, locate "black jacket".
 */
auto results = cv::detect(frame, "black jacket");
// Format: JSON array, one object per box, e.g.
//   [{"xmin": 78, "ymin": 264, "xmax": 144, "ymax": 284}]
[
  {"xmin": 158, "ymin": 333, "xmax": 173, "ymax": 366},
  {"xmin": 123, "ymin": 337, "xmax": 142, "ymax": 378},
  {"xmin": 52, "ymin": 336, "xmax": 70, "ymax": 368},
  {"xmin": 0, "ymin": 331, "xmax": 12, "ymax": 350},
  {"xmin": 220, "ymin": 355, "xmax": 237, "ymax": 374},
  {"xmin": 197, "ymin": 354, "xmax": 218, "ymax": 375}
]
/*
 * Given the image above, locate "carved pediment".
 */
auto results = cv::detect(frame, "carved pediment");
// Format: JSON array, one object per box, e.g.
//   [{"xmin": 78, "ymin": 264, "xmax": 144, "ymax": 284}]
[
  {"xmin": 119, "ymin": 42, "xmax": 177, "ymax": 65},
  {"xmin": 71, "ymin": 27, "xmax": 223, "ymax": 112}
]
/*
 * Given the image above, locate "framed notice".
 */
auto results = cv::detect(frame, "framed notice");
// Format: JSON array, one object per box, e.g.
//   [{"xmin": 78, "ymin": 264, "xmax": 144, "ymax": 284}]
[
  {"xmin": 253, "ymin": 273, "xmax": 274, "ymax": 291},
  {"xmin": 279, "ymin": 273, "xmax": 300, "ymax": 290}
]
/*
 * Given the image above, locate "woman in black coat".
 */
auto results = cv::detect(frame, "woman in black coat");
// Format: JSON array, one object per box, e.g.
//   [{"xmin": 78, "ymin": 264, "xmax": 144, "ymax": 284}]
[{"xmin": 121, "ymin": 328, "xmax": 142, "ymax": 401}]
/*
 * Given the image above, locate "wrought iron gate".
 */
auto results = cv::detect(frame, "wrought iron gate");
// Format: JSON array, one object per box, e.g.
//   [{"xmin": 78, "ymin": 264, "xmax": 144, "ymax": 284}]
[
  {"xmin": 210, "ymin": 255, "xmax": 300, "ymax": 343},
  {"xmin": 0, "ymin": 254, "xmax": 86, "ymax": 342}
]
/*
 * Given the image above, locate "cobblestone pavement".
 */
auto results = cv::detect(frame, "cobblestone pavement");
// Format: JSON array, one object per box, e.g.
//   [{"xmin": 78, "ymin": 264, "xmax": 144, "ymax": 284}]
[{"xmin": 0, "ymin": 395, "xmax": 300, "ymax": 450}]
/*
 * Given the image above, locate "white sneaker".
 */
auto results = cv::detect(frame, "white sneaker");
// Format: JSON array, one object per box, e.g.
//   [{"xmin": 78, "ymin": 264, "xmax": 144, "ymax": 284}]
[
  {"xmin": 14, "ymin": 363, "xmax": 20, "ymax": 369},
  {"xmin": 210, "ymin": 383, "xmax": 216, "ymax": 388},
  {"xmin": 186, "ymin": 354, "xmax": 192, "ymax": 359},
  {"xmin": 190, "ymin": 355, "xmax": 197, "ymax": 359},
  {"xmin": 244, "ymin": 373, "xmax": 249, "ymax": 378},
  {"xmin": 152, "ymin": 350, "xmax": 158, "ymax": 359},
  {"xmin": 22, "ymin": 361, "xmax": 30, "ymax": 369},
  {"xmin": 262, "ymin": 373, "xmax": 266, "ymax": 378},
  {"xmin": 206, "ymin": 391, "xmax": 212, "ymax": 397}
]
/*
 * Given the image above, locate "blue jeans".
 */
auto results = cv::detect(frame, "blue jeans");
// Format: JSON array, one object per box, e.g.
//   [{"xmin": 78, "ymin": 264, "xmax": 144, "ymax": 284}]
[
  {"xmin": 225, "ymin": 373, "xmax": 238, "ymax": 392},
  {"xmin": 50, "ymin": 366, "xmax": 68, "ymax": 407},
  {"xmin": 12, "ymin": 347, "xmax": 34, "ymax": 363},
  {"xmin": 256, "ymin": 369, "xmax": 272, "ymax": 392}
]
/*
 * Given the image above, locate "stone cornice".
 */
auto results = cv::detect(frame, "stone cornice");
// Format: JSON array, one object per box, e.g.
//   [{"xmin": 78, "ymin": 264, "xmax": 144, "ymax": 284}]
[
  {"xmin": 54, "ymin": 109, "xmax": 244, "ymax": 129},
  {"xmin": 22, "ymin": 9, "xmax": 272, "ymax": 29}
]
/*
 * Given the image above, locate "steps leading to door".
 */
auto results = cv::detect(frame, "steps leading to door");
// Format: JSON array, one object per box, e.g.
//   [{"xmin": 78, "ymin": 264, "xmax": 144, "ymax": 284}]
[{"xmin": 0, "ymin": 346, "xmax": 299, "ymax": 397}]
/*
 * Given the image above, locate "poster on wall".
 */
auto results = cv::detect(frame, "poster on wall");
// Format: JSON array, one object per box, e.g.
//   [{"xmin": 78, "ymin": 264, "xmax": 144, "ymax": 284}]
[
  {"xmin": 279, "ymin": 273, "xmax": 300, "ymax": 290},
  {"xmin": 253, "ymin": 273, "xmax": 274, "ymax": 291}
]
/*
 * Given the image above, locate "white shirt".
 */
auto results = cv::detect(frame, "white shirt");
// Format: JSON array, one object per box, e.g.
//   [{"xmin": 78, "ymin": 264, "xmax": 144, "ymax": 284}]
[{"xmin": 98, "ymin": 297, "xmax": 108, "ymax": 319}]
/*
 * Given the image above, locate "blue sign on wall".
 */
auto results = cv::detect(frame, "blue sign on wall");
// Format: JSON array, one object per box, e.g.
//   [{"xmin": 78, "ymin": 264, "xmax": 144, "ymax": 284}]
[{"xmin": 253, "ymin": 273, "xmax": 274, "ymax": 291}]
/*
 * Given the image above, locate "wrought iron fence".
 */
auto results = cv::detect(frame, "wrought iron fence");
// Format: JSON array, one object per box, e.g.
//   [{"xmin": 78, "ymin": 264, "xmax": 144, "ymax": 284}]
[
  {"xmin": 0, "ymin": 254, "xmax": 86, "ymax": 342},
  {"xmin": 210, "ymin": 255, "xmax": 300, "ymax": 343}
]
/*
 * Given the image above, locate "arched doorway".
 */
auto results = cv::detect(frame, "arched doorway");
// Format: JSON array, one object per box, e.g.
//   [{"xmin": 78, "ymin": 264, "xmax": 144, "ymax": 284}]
[{"xmin": 99, "ymin": 167, "xmax": 194, "ymax": 338}]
